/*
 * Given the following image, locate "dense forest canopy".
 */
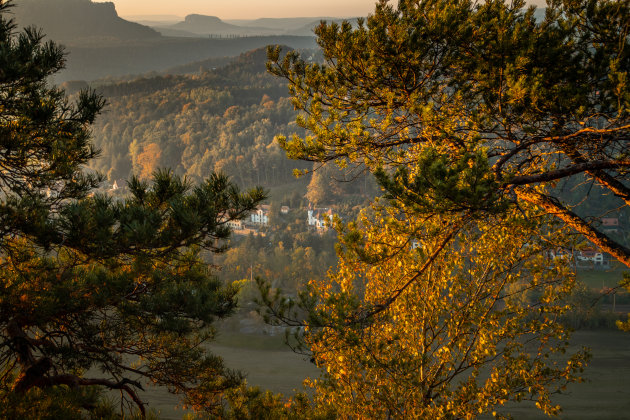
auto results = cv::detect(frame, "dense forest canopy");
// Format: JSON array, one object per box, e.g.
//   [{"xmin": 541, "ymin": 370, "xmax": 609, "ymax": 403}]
[
  {"xmin": 90, "ymin": 48, "xmax": 304, "ymax": 188},
  {"xmin": 87, "ymin": 47, "xmax": 377, "ymax": 207}
]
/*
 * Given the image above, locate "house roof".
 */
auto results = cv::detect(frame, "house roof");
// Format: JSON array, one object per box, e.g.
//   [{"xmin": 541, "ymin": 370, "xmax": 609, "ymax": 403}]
[{"xmin": 602, "ymin": 218, "xmax": 619, "ymax": 226}]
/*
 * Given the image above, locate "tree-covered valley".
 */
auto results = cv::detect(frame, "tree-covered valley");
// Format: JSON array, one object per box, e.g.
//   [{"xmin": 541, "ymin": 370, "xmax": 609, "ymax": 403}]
[{"xmin": 83, "ymin": 47, "xmax": 376, "ymax": 299}]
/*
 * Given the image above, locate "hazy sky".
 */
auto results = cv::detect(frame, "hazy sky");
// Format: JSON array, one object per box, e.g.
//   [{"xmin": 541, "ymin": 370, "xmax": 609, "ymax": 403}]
[
  {"xmin": 113, "ymin": 0, "xmax": 548, "ymax": 20},
  {"xmin": 113, "ymin": 0, "xmax": 381, "ymax": 19}
]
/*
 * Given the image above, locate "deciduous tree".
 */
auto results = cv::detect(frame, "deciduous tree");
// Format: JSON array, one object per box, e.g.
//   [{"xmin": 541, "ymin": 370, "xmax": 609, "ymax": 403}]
[
  {"xmin": 281, "ymin": 204, "xmax": 588, "ymax": 418},
  {"xmin": 262, "ymin": 0, "xmax": 622, "ymax": 416}
]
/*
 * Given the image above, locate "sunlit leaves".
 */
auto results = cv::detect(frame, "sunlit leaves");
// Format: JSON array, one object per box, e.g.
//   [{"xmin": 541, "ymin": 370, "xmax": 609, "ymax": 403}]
[{"xmin": 302, "ymin": 205, "xmax": 587, "ymax": 419}]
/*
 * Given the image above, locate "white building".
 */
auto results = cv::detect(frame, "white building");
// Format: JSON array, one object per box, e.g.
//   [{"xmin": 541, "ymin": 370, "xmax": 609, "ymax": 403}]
[
  {"xmin": 577, "ymin": 249, "xmax": 606, "ymax": 265},
  {"xmin": 307, "ymin": 207, "xmax": 333, "ymax": 231},
  {"xmin": 226, "ymin": 219, "xmax": 243, "ymax": 230},
  {"xmin": 250, "ymin": 205, "xmax": 270, "ymax": 226},
  {"xmin": 111, "ymin": 179, "xmax": 127, "ymax": 191}
]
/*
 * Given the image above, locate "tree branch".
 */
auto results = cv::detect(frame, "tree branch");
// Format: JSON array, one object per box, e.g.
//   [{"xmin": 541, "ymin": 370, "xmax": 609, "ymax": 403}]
[
  {"xmin": 560, "ymin": 146, "xmax": 630, "ymax": 207},
  {"xmin": 19, "ymin": 374, "xmax": 146, "ymax": 418},
  {"xmin": 351, "ymin": 220, "xmax": 465, "ymax": 324},
  {"xmin": 507, "ymin": 160, "xmax": 630, "ymax": 186},
  {"xmin": 543, "ymin": 124, "xmax": 630, "ymax": 142},
  {"xmin": 515, "ymin": 188, "xmax": 630, "ymax": 268}
]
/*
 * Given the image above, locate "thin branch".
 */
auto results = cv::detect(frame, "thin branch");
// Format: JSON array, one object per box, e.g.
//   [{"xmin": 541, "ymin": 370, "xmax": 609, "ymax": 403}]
[{"xmin": 508, "ymin": 160, "xmax": 630, "ymax": 186}]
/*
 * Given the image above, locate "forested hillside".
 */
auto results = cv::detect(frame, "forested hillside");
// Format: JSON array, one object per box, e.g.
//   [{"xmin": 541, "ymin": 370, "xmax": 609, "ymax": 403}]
[
  {"xmin": 88, "ymin": 47, "xmax": 376, "ymax": 207},
  {"xmin": 90, "ymin": 48, "xmax": 305, "ymax": 192}
]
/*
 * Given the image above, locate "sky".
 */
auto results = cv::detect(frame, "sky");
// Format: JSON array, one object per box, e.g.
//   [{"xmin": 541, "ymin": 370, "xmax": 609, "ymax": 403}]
[
  {"xmin": 113, "ymin": 0, "xmax": 548, "ymax": 20},
  {"xmin": 113, "ymin": 0, "xmax": 382, "ymax": 19}
]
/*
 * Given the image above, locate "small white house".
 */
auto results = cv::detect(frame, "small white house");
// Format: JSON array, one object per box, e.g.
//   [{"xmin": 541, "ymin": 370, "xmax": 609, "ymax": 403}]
[
  {"xmin": 226, "ymin": 219, "xmax": 243, "ymax": 230},
  {"xmin": 250, "ymin": 205, "xmax": 270, "ymax": 226},
  {"xmin": 577, "ymin": 249, "xmax": 605, "ymax": 265},
  {"xmin": 307, "ymin": 207, "xmax": 333, "ymax": 231}
]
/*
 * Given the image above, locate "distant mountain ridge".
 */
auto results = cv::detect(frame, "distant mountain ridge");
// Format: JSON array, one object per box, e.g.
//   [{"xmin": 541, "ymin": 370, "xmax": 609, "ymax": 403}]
[
  {"xmin": 58, "ymin": 36, "xmax": 317, "ymax": 82},
  {"xmin": 156, "ymin": 14, "xmax": 279, "ymax": 37},
  {"xmin": 151, "ymin": 14, "xmax": 360, "ymax": 37},
  {"xmin": 13, "ymin": 0, "xmax": 160, "ymax": 44},
  {"xmin": 225, "ymin": 17, "xmax": 340, "ymax": 31}
]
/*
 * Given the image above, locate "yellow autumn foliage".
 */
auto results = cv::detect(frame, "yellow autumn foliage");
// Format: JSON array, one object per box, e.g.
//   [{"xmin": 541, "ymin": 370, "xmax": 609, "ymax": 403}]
[{"xmin": 304, "ymin": 202, "xmax": 588, "ymax": 419}]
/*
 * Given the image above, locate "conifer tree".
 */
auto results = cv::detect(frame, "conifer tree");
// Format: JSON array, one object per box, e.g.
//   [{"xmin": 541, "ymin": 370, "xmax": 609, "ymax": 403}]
[
  {"xmin": 0, "ymin": 2, "xmax": 265, "ymax": 416},
  {"xmin": 269, "ymin": 0, "xmax": 630, "ymax": 266}
]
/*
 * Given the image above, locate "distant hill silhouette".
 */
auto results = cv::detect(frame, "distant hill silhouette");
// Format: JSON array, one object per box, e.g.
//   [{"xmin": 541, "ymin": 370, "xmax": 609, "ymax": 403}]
[
  {"xmin": 154, "ymin": 16, "xmax": 361, "ymax": 38},
  {"xmin": 159, "ymin": 14, "xmax": 277, "ymax": 37},
  {"xmin": 13, "ymin": 0, "xmax": 160, "ymax": 44},
  {"xmin": 155, "ymin": 44, "xmax": 322, "ymax": 77},
  {"xmin": 225, "ymin": 17, "xmax": 338, "ymax": 32},
  {"xmin": 164, "ymin": 55, "xmax": 240, "ymax": 75}
]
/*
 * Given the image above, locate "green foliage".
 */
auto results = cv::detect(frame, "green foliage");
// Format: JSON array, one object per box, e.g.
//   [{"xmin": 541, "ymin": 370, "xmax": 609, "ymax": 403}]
[
  {"xmin": 269, "ymin": 0, "xmax": 630, "ymax": 266},
  {"xmin": 374, "ymin": 148, "xmax": 505, "ymax": 216},
  {"xmin": 0, "ymin": 1, "xmax": 103, "ymax": 203}
]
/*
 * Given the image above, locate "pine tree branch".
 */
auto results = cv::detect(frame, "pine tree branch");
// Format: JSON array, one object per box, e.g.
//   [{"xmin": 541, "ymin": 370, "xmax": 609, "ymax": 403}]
[
  {"xmin": 508, "ymin": 160, "xmax": 630, "ymax": 186},
  {"xmin": 515, "ymin": 187, "xmax": 630, "ymax": 268}
]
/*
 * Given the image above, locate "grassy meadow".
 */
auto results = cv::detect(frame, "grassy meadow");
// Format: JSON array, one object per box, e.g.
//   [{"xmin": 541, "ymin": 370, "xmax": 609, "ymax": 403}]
[
  {"xmin": 139, "ymin": 329, "xmax": 630, "ymax": 419},
  {"xmin": 138, "ymin": 265, "xmax": 630, "ymax": 419}
]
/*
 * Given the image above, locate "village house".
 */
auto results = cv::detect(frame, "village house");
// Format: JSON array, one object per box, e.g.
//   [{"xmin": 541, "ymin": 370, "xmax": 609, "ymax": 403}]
[
  {"xmin": 250, "ymin": 204, "xmax": 270, "ymax": 226},
  {"xmin": 576, "ymin": 247, "xmax": 611, "ymax": 268},
  {"xmin": 307, "ymin": 206, "xmax": 334, "ymax": 231},
  {"xmin": 225, "ymin": 219, "xmax": 243, "ymax": 230},
  {"xmin": 601, "ymin": 217, "xmax": 620, "ymax": 233}
]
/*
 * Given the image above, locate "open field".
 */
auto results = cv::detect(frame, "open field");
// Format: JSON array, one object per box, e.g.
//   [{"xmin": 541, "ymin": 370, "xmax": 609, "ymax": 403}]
[
  {"xmin": 576, "ymin": 263, "xmax": 628, "ymax": 290},
  {"xmin": 496, "ymin": 330, "xmax": 630, "ymax": 419},
  {"xmin": 139, "ymin": 331, "xmax": 318, "ymax": 419},
  {"xmin": 140, "ymin": 329, "xmax": 630, "ymax": 419}
]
